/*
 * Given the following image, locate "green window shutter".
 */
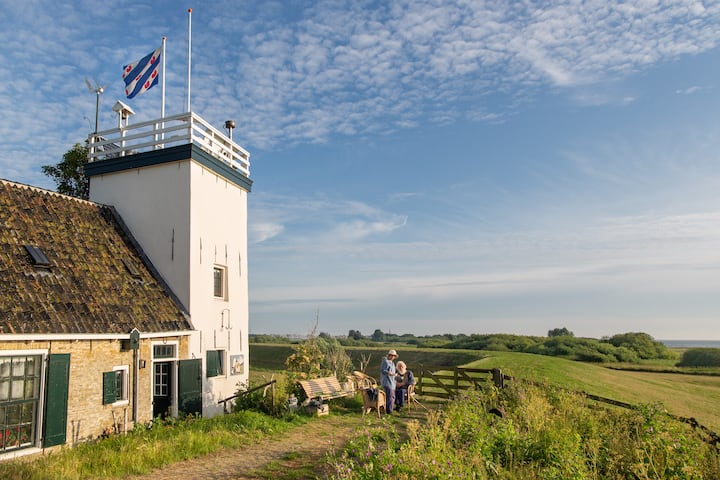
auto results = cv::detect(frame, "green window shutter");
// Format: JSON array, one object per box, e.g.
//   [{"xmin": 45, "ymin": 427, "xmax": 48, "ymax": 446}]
[
  {"xmin": 206, "ymin": 351, "xmax": 218, "ymax": 378},
  {"xmin": 178, "ymin": 359, "xmax": 202, "ymax": 416},
  {"xmin": 44, "ymin": 353, "xmax": 70, "ymax": 448},
  {"xmin": 102, "ymin": 371, "xmax": 117, "ymax": 404}
]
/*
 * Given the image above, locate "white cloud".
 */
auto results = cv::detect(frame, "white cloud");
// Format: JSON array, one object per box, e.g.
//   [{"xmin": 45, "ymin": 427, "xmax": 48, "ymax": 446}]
[
  {"xmin": 249, "ymin": 222, "xmax": 285, "ymax": 244},
  {"xmin": 218, "ymin": 0, "xmax": 720, "ymax": 148},
  {"xmin": 249, "ymin": 193, "xmax": 408, "ymax": 245},
  {"xmin": 676, "ymin": 85, "xmax": 703, "ymax": 94},
  {"xmin": 2, "ymin": 0, "xmax": 720, "ymax": 170},
  {"xmin": 250, "ymin": 209, "xmax": 720, "ymax": 321},
  {"xmin": 328, "ymin": 217, "xmax": 408, "ymax": 242}
]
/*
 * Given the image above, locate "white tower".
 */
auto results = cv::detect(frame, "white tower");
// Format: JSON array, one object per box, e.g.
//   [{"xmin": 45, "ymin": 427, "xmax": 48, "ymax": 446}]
[{"xmin": 86, "ymin": 113, "xmax": 252, "ymax": 417}]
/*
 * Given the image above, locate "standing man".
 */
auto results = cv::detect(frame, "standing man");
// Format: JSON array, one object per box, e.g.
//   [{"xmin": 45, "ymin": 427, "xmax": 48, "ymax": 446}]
[{"xmin": 381, "ymin": 349, "xmax": 398, "ymax": 414}]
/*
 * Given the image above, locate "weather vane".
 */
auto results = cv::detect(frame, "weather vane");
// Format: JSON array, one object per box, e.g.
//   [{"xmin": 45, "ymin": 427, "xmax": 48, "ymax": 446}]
[{"xmin": 85, "ymin": 78, "xmax": 106, "ymax": 134}]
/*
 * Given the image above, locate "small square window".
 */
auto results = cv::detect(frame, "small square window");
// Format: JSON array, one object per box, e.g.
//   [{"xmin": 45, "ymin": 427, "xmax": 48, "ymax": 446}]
[
  {"xmin": 213, "ymin": 266, "xmax": 226, "ymax": 299},
  {"xmin": 153, "ymin": 344, "xmax": 176, "ymax": 359}
]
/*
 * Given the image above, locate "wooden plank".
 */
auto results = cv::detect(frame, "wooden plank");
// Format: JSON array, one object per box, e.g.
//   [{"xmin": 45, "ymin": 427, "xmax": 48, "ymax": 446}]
[
  {"xmin": 298, "ymin": 376, "xmax": 352, "ymax": 401},
  {"xmin": 421, "ymin": 370, "xmax": 456, "ymax": 396}
]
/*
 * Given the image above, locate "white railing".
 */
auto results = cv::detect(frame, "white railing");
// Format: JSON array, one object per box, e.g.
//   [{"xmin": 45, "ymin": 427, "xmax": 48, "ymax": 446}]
[{"xmin": 87, "ymin": 112, "xmax": 250, "ymax": 177}]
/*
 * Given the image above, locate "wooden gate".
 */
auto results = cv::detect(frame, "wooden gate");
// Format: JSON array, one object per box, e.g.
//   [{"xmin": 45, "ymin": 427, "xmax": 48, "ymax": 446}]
[{"xmin": 415, "ymin": 365, "xmax": 511, "ymax": 400}]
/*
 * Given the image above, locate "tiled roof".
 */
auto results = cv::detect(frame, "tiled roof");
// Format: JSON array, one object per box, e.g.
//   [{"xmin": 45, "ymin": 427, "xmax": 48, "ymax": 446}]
[{"xmin": 0, "ymin": 180, "xmax": 192, "ymax": 335}]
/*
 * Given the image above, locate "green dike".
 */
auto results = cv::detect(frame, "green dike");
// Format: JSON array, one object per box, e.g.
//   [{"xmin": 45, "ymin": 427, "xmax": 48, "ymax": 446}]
[
  {"xmin": 250, "ymin": 343, "xmax": 720, "ymax": 432},
  {"xmin": 470, "ymin": 351, "xmax": 720, "ymax": 431}
]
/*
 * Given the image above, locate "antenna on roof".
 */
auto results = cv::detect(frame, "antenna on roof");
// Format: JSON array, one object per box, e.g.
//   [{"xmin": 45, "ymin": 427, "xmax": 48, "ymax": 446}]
[{"xmin": 85, "ymin": 78, "xmax": 106, "ymax": 134}]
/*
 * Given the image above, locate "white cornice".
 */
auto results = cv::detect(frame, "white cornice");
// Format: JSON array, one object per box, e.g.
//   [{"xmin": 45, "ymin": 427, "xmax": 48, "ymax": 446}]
[{"xmin": 0, "ymin": 331, "xmax": 194, "ymax": 342}]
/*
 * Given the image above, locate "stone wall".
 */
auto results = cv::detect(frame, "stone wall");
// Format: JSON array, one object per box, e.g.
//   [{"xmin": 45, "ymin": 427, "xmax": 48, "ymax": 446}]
[{"xmin": 0, "ymin": 336, "xmax": 189, "ymax": 447}]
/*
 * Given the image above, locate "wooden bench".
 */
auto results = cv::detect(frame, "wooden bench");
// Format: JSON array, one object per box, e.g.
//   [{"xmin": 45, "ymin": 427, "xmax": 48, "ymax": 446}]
[{"xmin": 298, "ymin": 376, "xmax": 354, "ymax": 403}]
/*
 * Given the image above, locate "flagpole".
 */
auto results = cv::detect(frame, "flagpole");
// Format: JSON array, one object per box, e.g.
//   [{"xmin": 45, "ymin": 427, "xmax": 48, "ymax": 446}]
[
  {"xmin": 161, "ymin": 36, "xmax": 167, "ymax": 119},
  {"xmin": 187, "ymin": 8, "xmax": 192, "ymax": 113}
]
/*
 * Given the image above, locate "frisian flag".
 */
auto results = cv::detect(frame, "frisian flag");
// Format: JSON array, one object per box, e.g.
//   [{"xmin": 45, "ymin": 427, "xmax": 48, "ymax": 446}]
[{"xmin": 122, "ymin": 46, "xmax": 161, "ymax": 99}]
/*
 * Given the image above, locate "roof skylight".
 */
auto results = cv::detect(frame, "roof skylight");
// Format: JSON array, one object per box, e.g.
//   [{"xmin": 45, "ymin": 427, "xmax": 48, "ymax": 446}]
[{"xmin": 24, "ymin": 245, "xmax": 51, "ymax": 268}]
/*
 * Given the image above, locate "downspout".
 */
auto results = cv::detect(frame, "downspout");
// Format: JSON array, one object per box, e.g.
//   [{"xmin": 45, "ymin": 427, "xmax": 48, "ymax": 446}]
[{"xmin": 133, "ymin": 347, "xmax": 139, "ymax": 423}]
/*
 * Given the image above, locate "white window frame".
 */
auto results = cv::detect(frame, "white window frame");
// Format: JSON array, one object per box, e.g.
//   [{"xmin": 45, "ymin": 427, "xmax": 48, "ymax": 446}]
[
  {"xmin": 213, "ymin": 265, "xmax": 227, "ymax": 300},
  {"xmin": 0, "ymin": 350, "xmax": 46, "ymax": 453},
  {"xmin": 111, "ymin": 365, "xmax": 130, "ymax": 406}
]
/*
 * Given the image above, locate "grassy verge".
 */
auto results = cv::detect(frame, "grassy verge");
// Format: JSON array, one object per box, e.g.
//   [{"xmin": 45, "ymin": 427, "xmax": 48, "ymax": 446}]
[
  {"xmin": 328, "ymin": 384, "xmax": 720, "ymax": 479},
  {"xmin": 0, "ymin": 411, "xmax": 307, "ymax": 480}
]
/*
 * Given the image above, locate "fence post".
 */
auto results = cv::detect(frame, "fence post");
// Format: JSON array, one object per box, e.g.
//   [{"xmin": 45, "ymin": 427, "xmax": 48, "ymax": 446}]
[{"xmin": 492, "ymin": 368, "xmax": 504, "ymax": 389}]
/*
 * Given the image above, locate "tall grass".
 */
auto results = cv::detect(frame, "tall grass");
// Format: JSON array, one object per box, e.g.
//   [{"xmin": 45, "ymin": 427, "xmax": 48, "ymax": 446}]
[
  {"xmin": 0, "ymin": 411, "xmax": 306, "ymax": 480},
  {"xmin": 328, "ymin": 383, "xmax": 720, "ymax": 479}
]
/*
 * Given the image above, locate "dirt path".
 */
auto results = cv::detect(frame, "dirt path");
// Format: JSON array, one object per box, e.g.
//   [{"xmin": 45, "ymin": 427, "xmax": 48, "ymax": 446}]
[{"xmin": 128, "ymin": 411, "xmax": 404, "ymax": 480}]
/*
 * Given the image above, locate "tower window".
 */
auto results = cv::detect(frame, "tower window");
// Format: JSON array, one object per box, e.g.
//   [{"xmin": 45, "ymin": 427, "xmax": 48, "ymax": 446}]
[
  {"xmin": 206, "ymin": 350, "xmax": 225, "ymax": 377},
  {"xmin": 213, "ymin": 266, "xmax": 227, "ymax": 299}
]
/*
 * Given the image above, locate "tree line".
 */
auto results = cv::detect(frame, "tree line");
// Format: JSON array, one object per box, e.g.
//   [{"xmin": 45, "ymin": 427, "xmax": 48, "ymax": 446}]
[{"xmin": 251, "ymin": 328, "xmax": 720, "ymax": 366}]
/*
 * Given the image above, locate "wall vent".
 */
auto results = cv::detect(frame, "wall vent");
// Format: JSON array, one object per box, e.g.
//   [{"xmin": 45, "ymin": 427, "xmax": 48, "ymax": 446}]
[{"xmin": 121, "ymin": 257, "xmax": 142, "ymax": 279}]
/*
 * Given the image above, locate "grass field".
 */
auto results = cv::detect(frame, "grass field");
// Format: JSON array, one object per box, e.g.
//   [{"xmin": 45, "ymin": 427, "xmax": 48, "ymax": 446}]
[
  {"xmin": 470, "ymin": 351, "xmax": 720, "ymax": 431},
  {"xmin": 250, "ymin": 343, "xmax": 720, "ymax": 432},
  {"xmin": 249, "ymin": 344, "xmax": 486, "ymax": 371}
]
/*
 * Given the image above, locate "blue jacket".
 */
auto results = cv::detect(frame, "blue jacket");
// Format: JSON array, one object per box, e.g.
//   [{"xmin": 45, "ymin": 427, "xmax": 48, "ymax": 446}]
[{"xmin": 380, "ymin": 357, "xmax": 396, "ymax": 389}]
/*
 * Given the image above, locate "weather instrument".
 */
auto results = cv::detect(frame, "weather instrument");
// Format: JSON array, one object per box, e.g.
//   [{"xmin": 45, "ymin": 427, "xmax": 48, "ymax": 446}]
[{"xmin": 85, "ymin": 78, "xmax": 106, "ymax": 134}]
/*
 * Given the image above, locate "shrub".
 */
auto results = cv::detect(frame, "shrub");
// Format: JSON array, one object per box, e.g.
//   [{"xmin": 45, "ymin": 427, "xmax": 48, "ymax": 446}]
[
  {"xmin": 232, "ymin": 374, "xmax": 294, "ymax": 416},
  {"xmin": 285, "ymin": 334, "xmax": 354, "ymax": 402},
  {"xmin": 605, "ymin": 332, "xmax": 676, "ymax": 360},
  {"xmin": 677, "ymin": 348, "xmax": 720, "ymax": 367},
  {"xmin": 414, "ymin": 338, "xmax": 452, "ymax": 348},
  {"xmin": 443, "ymin": 331, "xmax": 677, "ymax": 364}
]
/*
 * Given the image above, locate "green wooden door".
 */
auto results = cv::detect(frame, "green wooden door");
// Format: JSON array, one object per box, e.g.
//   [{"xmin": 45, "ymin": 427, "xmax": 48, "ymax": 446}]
[
  {"xmin": 43, "ymin": 354, "xmax": 70, "ymax": 447},
  {"xmin": 178, "ymin": 359, "xmax": 202, "ymax": 416}
]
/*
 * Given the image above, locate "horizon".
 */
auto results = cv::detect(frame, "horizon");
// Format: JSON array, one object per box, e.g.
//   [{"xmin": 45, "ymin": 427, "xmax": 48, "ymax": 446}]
[
  {"xmin": 2, "ymin": 1, "xmax": 720, "ymax": 340},
  {"xmin": 248, "ymin": 330, "xmax": 720, "ymax": 343}
]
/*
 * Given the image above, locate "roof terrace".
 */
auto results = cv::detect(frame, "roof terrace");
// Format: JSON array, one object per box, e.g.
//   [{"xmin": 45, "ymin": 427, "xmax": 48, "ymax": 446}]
[{"xmin": 87, "ymin": 111, "xmax": 250, "ymax": 177}]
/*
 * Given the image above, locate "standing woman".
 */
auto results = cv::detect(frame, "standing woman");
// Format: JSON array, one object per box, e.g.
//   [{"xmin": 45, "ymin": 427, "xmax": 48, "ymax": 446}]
[{"xmin": 380, "ymin": 350, "xmax": 398, "ymax": 414}]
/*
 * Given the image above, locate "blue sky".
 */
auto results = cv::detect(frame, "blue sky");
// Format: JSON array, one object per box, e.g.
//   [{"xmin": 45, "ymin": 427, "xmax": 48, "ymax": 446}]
[{"xmin": 2, "ymin": 1, "xmax": 720, "ymax": 340}]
